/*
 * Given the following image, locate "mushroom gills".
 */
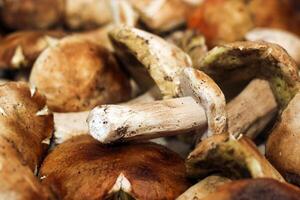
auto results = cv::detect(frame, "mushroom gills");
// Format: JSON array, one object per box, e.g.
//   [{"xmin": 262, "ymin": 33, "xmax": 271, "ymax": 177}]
[{"xmin": 106, "ymin": 191, "xmax": 135, "ymax": 200}]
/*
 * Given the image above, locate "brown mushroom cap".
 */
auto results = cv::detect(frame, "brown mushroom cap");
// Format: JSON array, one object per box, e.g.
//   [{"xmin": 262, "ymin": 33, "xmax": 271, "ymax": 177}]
[
  {"xmin": 266, "ymin": 93, "xmax": 300, "ymax": 186},
  {"xmin": 30, "ymin": 36, "xmax": 131, "ymax": 112},
  {"xmin": 0, "ymin": 30, "xmax": 65, "ymax": 69},
  {"xmin": 199, "ymin": 41, "xmax": 300, "ymax": 109},
  {"xmin": 0, "ymin": 82, "xmax": 54, "ymax": 199},
  {"xmin": 39, "ymin": 135, "xmax": 190, "ymax": 200},
  {"xmin": 201, "ymin": 178, "xmax": 300, "ymax": 200},
  {"xmin": 0, "ymin": 0, "xmax": 65, "ymax": 30},
  {"xmin": 186, "ymin": 134, "xmax": 284, "ymax": 182},
  {"xmin": 187, "ymin": 0, "xmax": 254, "ymax": 47}
]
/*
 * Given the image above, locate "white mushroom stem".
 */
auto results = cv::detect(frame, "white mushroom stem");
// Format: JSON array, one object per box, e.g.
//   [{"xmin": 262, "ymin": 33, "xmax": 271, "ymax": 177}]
[
  {"xmin": 53, "ymin": 87, "xmax": 161, "ymax": 144},
  {"xmin": 88, "ymin": 79, "xmax": 277, "ymax": 143}
]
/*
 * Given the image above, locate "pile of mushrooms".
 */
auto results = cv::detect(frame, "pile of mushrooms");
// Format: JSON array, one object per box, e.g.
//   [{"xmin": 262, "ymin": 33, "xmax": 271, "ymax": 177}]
[{"xmin": 1, "ymin": 0, "xmax": 300, "ymax": 199}]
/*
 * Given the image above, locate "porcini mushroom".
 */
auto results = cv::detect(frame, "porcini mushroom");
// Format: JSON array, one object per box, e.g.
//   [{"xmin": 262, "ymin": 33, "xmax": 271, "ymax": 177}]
[
  {"xmin": 88, "ymin": 27, "xmax": 277, "ymax": 143},
  {"xmin": 39, "ymin": 135, "xmax": 190, "ymax": 200},
  {"xmin": 186, "ymin": 134, "xmax": 285, "ymax": 182},
  {"xmin": 0, "ymin": 82, "xmax": 54, "ymax": 199},
  {"xmin": 30, "ymin": 35, "xmax": 131, "ymax": 112},
  {"xmin": 128, "ymin": 0, "xmax": 193, "ymax": 32},
  {"xmin": 176, "ymin": 175, "xmax": 231, "ymax": 200},
  {"xmin": 0, "ymin": 0, "xmax": 65, "ymax": 30},
  {"xmin": 0, "ymin": 30, "xmax": 65, "ymax": 69},
  {"xmin": 200, "ymin": 178, "xmax": 300, "ymax": 200}
]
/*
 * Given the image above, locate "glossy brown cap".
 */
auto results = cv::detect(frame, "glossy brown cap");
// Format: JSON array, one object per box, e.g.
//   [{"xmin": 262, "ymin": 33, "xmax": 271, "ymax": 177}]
[{"xmin": 40, "ymin": 135, "xmax": 190, "ymax": 200}]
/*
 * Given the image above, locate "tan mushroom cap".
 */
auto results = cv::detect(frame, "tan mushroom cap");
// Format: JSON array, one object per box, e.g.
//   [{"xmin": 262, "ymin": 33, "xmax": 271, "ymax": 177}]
[
  {"xmin": 0, "ymin": 82, "xmax": 54, "ymax": 199},
  {"xmin": 0, "ymin": 30, "xmax": 65, "ymax": 69},
  {"xmin": 266, "ymin": 93, "xmax": 300, "ymax": 186},
  {"xmin": 177, "ymin": 175, "xmax": 231, "ymax": 200},
  {"xmin": 40, "ymin": 135, "xmax": 190, "ymax": 200},
  {"xmin": 201, "ymin": 178, "xmax": 300, "ymax": 200},
  {"xmin": 186, "ymin": 134, "xmax": 284, "ymax": 182},
  {"xmin": 109, "ymin": 26, "xmax": 192, "ymax": 98},
  {"xmin": 30, "ymin": 36, "xmax": 131, "ymax": 112},
  {"xmin": 0, "ymin": 0, "xmax": 65, "ymax": 30},
  {"xmin": 199, "ymin": 41, "xmax": 300, "ymax": 109}
]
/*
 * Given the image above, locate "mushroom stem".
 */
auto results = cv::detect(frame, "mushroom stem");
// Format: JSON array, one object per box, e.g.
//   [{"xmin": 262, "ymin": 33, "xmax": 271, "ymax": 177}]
[
  {"xmin": 53, "ymin": 87, "xmax": 161, "ymax": 144},
  {"xmin": 88, "ymin": 79, "xmax": 277, "ymax": 143}
]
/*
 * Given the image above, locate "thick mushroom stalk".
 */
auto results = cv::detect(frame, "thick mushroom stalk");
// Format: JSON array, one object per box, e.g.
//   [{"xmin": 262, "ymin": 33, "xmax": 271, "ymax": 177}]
[
  {"xmin": 39, "ymin": 135, "xmax": 190, "ymax": 200},
  {"xmin": 0, "ymin": 82, "xmax": 54, "ymax": 199},
  {"xmin": 109, "ymin": 26, "xmax": 192, "ymax": 96},
  {"xmin": 186, "ymin": 134, "xmax": 285, "ymax": 182},
  {"xmin": 88, "ymin": 67, "xmax": 227, "ymax": 143}
]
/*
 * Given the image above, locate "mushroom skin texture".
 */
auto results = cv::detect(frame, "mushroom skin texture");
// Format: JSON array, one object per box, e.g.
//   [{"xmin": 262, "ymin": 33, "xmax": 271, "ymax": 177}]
[
  {"xmin": 266, "ymin": 93, "xmax": 300, "ymax": 186},
  {"xmin": 201, "ymin": 178, "xmax": 300, "ymax": 200},
  {"xmin": 39, "ymin": 135, "xmax": 190, "ymax": 200},
  {"xmin": 65, "ymin": 0, "xmax": 112, "ymax": 30},
  {"xmin": 128, "ymin": 0, "xmax": 192, "ymax": 32},
  {"xmin": 199, "ymin": 41, "xmax": 300, "ymax": 109},
  {"xmin": 30, "ymin": 36, "xmax": 131, "ymax": 112},
  {"xmin": 186, "ymin": 134, "xmax": 285, "ymax": 182},
  {"xmin": 245, "ymin": 28, "xmax": 300, "ymax": 65},
  {"xmin": 176, "ymin": 175, "xmax": 231, "ymax": 200},
  {"xmin": 187, "ymin": 0, "xmax": 254, "ymax": 47},
  {"xmin": 109, "ymin": 26, "xmax": 192, "ymax": 96},
  {"xmin": 0, "ymin": 82, "xmax": 54, "ymax": 199},
  {"xmin": 0, "ymin": 30, "xmax": 65, "ymax": 69},
  {"xmin": 0, "ymin": 0, "xmax": 65, "ymax": 30}
]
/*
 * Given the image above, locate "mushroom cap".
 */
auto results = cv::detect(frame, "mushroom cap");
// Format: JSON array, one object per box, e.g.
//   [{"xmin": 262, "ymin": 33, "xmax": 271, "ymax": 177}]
[
  {"xmin": 177, "ymin": 175, "xmax": 231, "ymax": 200},
  {"xmin": 199, "ymin": 41, "xmax": 300, "ymax": 109},
  {"xmin": 109, "ymin": 26, "xmax": 192, "ymax": 98},
  {"xmin": 187, "ymin": 0, "xmax": 254, "ymax": 47},
  {"xmin": 266, "ymin": 93, "xmax": 300, "ymax": 186},
  {"xmin": 186, "ymin": 134, "xmax": 284, "ymax": 182},
  {"xmin": 0, "ymin": 82, "xmax": 53, "ymax": 170},
  {"xmin": 0, "ymin": 30, "xmax": 65, "ymax": 69},
  {"xmin": 65, "ymin": 0, "xmax": 112, "ymax": 30},
  {"xmin": 30, "ymin": 36, "xmax": 131, "ymax": 112},
  {"xmin": 0, "ymin": 0, "xmax": 65, "ymax": 30},
  {"xmin": 39, "ymin": 135, "xmax": 190, "ymax": 200},
  {"xmin": 128, "ymin": 0, "xmax": 192, "ymax": 32},
  {"xmin": 201, "ymin": 178, "xmax": 300, "ymax": 200},
  {"xmin": 179, "ymin": 67, "xmax": 227, "ymax": 137},
  {"xmin": 0, "ymin": 82, "xmax": 54, "ymax": 199}
]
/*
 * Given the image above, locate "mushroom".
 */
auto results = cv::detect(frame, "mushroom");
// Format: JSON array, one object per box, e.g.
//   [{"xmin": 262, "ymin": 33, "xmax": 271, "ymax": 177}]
[
  {"xmin": 29, "ymin": 35, "xmax": 131, "ymax": 112},
  {"xmin": 0, "ymin": 82, "xmax": 54, "ymax": 199},
  {"xmin": 53, "ymin": 86, "xmax": 161, "ymax": 145},
  {"xmin": 0, "ymin": 0, "xmax": 65, "ymax": 30},
  {"xmin": 88, "ymin": 67, "xmax": 227, "ymax": 143},
  {"xmin": 266, "ymin": 92, "xmax": 300, "ymax": 186},
  {"xmin": 176, "ymin": 175, "xmax": 231, "ymax": 200},
  {"xmin": 88, "ymin": 27, "xmax": 277, "ymax": 143},
  {"xmin": 167, "ymin": 30, "xmax": 208, "ymax": 69},
  {"xmin": 187, "ymin": 0, "xmax": 254, "ymax": 47},
  {"xmin": 185, "ymin": 134, "xmax": 285, "ymax": 182},
  {"xmin": 0, "ymin": 30, "xmax": 65, "ymax": 69},
  {"xmin": 245, "ymin": 28, "xmax": 300, "ymax": 65},
  {"xmin": 127, "ymin": 0, "xmax": 193, "ymax": 32},
  {"xmin": 200, "ymin": 178, "xmax": 300, "ymax": 200},
  {"xmin": 39, "ymin": 135, "xmax": 191, "ymax": 200}
]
